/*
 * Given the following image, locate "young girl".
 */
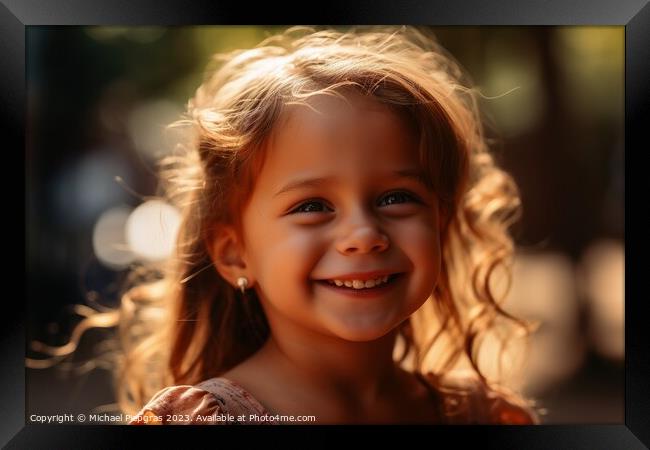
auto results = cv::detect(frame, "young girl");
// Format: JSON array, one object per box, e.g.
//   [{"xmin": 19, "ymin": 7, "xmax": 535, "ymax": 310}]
[{"xmin": 122, "ymin": 26, "xmax": 537, "ymax": 425}]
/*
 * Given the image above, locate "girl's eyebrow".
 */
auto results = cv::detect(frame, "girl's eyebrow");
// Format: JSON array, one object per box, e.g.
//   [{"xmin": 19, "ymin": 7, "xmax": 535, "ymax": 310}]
[
  {"xmin": 272, "ymin": 168, "xmax": 428, "ymax": 198},
  {"xmin": 273, "ymin": 175, "xmax": 335, "ymax": 198},
  {"xmin": 394, "ymin": 168, "xmax": 429, "ymax": 187}
]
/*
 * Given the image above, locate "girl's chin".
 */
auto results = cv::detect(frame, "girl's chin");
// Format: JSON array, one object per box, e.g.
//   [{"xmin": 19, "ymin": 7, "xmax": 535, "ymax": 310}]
[
  {"xmin": 331, "ymin": 330, "xmax": 396, "ymax": 343},
  {"xmin": 324, "ymin": 317, "xmax": 400, "ymax": 342}
]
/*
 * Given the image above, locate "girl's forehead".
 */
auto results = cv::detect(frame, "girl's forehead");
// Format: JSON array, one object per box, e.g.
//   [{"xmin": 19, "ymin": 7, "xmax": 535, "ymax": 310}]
[
  {"xmin": 274, "ymin": 94, "xmax": 415, "ymax": 154},
  {"xmin": 258, "ymin": 94, "xmax": 421, "ymax": 185}
]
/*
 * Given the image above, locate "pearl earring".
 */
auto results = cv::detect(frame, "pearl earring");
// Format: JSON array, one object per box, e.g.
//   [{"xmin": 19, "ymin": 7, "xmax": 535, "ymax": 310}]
[{"xmin": 236, "ymin": 276, "xmax": 249, "ymax": 294}]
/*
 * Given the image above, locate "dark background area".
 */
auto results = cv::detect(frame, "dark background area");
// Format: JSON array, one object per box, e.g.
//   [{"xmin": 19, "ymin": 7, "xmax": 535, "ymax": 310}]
[{"xmin": 26, "ymin": 26, "xmax": 624, "ymax": 423}]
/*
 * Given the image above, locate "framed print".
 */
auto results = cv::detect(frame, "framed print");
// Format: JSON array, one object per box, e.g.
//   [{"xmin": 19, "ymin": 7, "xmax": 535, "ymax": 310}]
[{"xmin": 5, "ymin": 0, "xmax": 648, "ymax": 448}]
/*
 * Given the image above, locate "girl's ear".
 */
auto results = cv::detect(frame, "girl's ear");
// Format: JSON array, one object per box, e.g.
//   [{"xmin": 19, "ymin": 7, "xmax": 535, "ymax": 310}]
[{"xmin": 206, "ymin": 225, "xmax": 253, "ymax": 289}]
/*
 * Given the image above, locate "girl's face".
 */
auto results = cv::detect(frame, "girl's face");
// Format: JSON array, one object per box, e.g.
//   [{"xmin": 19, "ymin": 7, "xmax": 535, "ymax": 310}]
[{"xmin": 240, "ymin": 93, "xmax": 442, "ymax": 342}]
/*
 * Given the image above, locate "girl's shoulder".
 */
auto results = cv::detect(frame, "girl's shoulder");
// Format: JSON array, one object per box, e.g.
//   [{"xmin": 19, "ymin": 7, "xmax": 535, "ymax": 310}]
[
  {"xmin": 419, "ymin": 370, "xmax": 540, "ymax": 424},
  {"xmin": 129, "ymin": 377, "xmax": 277, "ymax": 425}
]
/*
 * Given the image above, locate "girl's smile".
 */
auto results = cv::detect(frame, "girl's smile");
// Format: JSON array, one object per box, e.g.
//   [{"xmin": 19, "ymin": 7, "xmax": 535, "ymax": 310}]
[
  {"xmin": 312, "ymin": 267, "xmax": 407, "ymax": 297},
  {"xmin": 314, "ymin": 272, "xmax": 407, "ymax": 299}
]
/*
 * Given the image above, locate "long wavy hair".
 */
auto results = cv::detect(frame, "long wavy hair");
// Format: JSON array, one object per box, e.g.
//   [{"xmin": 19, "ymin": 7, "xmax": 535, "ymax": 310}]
[{"xmin": 30, "ymin": 26, "xmax": 532, "ymax": 415}]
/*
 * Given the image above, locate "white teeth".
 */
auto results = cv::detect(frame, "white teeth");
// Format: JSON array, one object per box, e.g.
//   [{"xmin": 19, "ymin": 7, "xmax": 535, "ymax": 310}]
[{"xmin": 326, "ymin": 275, "xmax": 393, "ymax": 289}]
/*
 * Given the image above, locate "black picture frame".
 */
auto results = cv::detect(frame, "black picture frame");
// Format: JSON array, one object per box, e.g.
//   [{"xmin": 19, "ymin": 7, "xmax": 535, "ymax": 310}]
[{"xmin": 6, "ymin": 0, "xmax": 648, "ymax": 447}]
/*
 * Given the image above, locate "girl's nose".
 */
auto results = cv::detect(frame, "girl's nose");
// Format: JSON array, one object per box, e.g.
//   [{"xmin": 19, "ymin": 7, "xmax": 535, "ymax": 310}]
[{"xmin": 336, "ymin": 222, "xmax": 390, "ymax": 255}]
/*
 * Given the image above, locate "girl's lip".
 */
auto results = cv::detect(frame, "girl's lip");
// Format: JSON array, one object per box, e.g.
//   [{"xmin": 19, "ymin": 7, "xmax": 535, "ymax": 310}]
[
  {"xmin": 314, "ymin": 273, "xmax": 404, "ymax": 298},
  {"xmin": 317, "ymin": 270, "xmax": 401, "ymax": 282}
]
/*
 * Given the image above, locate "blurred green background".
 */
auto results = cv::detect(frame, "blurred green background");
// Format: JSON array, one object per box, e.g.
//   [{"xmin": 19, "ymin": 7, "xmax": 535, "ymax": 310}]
[{"xmin": 26, "ymin": 26, "xmax": 624, "ymax": 424}]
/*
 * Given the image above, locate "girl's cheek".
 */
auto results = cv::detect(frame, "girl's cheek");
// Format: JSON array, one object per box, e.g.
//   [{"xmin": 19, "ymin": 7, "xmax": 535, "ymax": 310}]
[
  {"xmin": 396, "ymin": 221, "xmax": 442, "ymax": 280},
  {"xmin": 258, "ymin": 230, "xmax": 323, "ymax": 273},
  {"xmin": 390, "ymin": 215, "xmax": 440, "ymax": 246}
]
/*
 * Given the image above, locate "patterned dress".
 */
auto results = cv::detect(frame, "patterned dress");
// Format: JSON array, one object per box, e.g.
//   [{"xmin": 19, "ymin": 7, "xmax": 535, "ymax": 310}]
[{"xmin": 129, "ymin": 370, "xmax": 538, "ymax": 425}]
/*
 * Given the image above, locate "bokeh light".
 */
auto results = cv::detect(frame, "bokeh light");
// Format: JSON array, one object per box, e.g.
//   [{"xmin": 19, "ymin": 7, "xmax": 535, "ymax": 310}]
[
  {"xmin": 482, "ymin": 31, "xmax": 545, "ymax": 137},
  {"xmin": 53, "ymin": 150, "xmax": 132, "ymax": 229},
  {"xmin": 127, "ymin": 99, "xmax": 183, "ymax": 160},
  {"xmin": 92, "ymin": 206, "xmax": 135, "ymax": 270},
  {"xmin": 125, "ymin": 199, "xmax": 181, "ymax": 262},
  {"xmin": 503, "ymin": 253, "xmax": 584, "ymax": 395},
  {"xmin": 579, "ymin": 240, "xmax": 624, "ymax": 361}
]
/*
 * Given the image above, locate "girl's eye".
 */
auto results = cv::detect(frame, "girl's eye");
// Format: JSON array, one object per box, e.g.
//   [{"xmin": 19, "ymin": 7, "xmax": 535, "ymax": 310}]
[
  {"xmin": 378, "ymin": 191, "xmax": 417, "ymax": 207},
  {"xmin": 290, "ymin": 200, "xmax": 332, "ymax": 214}
]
